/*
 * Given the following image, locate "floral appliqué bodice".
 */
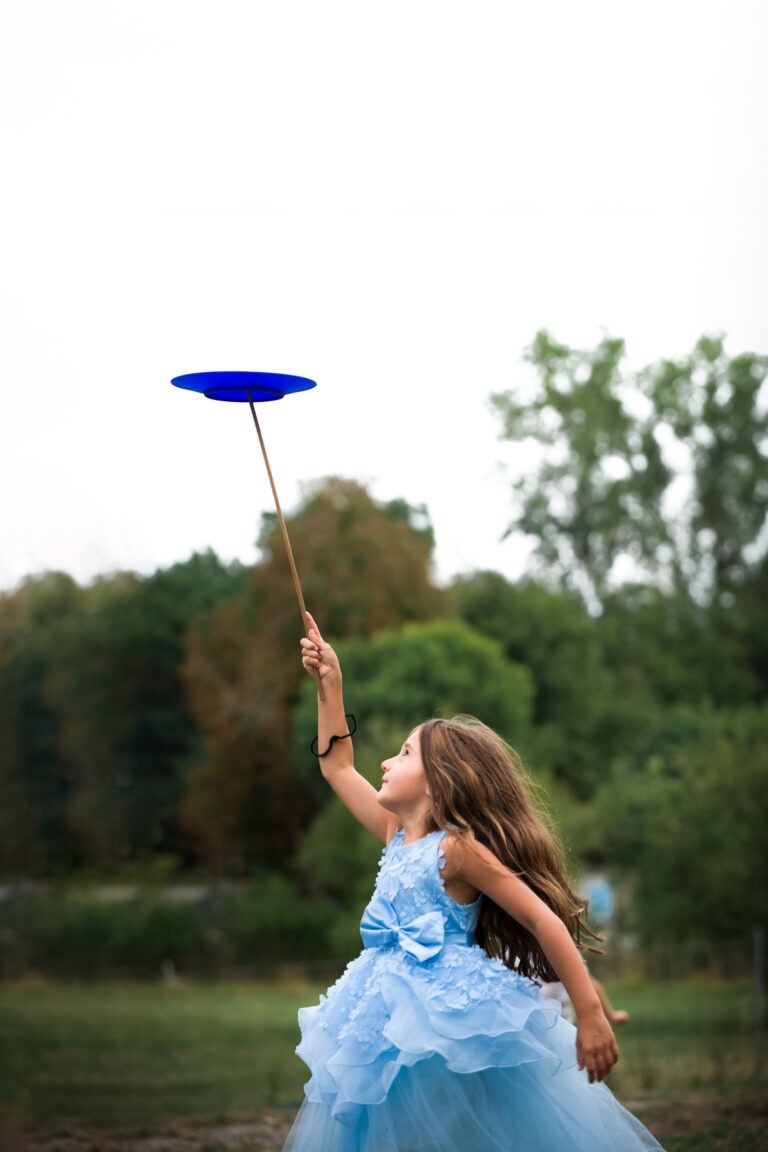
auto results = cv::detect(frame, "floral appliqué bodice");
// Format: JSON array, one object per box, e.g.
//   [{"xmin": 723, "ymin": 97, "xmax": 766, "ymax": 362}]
[{"xmin": 359, "ymin": 828, "xmax": 481, "ymax": 957}]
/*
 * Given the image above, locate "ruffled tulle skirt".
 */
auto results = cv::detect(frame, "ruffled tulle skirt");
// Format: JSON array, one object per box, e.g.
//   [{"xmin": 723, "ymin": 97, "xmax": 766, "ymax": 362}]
[{"xmin": 283, "ymin": 945, "xmax": 664, "ymax": 1151}]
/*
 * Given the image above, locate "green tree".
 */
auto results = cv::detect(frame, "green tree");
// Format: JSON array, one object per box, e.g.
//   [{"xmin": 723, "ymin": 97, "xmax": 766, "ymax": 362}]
[
  {"xmin": 0, "ymin": 573, "xmax": 84, "ymax": 873},
  {"xmin": 45, "ymin": 553, "xmax": 245, "ymax": 867},
  {"xmin": 491, "ymin": 331, "xmax": 768, "ymax": 612},
  {"xmin": 271, "ymin": 476, "xmax": 447, "ymax": 640},
  {"xmin": 293, "ymin": 617, "xmax": 533, "ymax": 804},
  {"xmin": 592, "ymin": 706, "xmax": 768, "ymax": 945},
  {"xmin": 642, "ymin": 336, "xmax": 768, "ymax": 600},
  {"xmin": 331, "ymin": 618, "xmax": 532, "ymax": 739},
  {"xmin": 452, "ymin": 572, "xmax": 618, "ymax": 795},
  {"xmin": 181, "ymin": 479, "xmax": 451, "ymax": 869},
  {"xmin": 600, "ymin": 581, "xmax": 763, "ymax": 710}
]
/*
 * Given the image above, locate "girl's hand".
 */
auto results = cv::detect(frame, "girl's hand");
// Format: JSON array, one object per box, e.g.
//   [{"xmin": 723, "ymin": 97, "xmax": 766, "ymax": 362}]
[
  {"xmin": 300, "ymin": 612, "xmax": 341, "ymax": 686},
  {"xmin": 575, "ymin": 1007, "xmax": 619, "ymax": 1083}
]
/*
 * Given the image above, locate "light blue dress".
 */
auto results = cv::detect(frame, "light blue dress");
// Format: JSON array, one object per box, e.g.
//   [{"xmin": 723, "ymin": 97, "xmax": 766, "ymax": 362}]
[{"xmin": 283, "ymin": 828, "xmax": 665, "ymax": 1151}]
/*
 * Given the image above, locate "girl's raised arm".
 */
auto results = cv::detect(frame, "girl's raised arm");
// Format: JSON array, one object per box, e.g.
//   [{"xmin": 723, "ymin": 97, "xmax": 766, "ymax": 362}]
[{"xmin": 301, "ymin": 612, "xmax": 394, "ymax": 843}]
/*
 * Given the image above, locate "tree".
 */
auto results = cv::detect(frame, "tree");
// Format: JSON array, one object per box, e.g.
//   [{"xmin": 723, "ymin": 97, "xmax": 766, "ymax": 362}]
[
  {"xmin": 44, "ymin": 553, "xmax": 245, "ymax": 867},
  {"xmin": 592, "ymin": 706, "xmax": 768, "ymax": 946},
  {"xmin": 452, "ymin": 571, "xmax": 621, "ymax": 796},
  {"xmin": 293, "ymin": 616, "xmax": 533, "ymax": 801},
  {"xmin": 263, "ymin": 476, "xmax": 448, "ymax": 641},
  {"xmin": 180, "ymin": 479, "xmax": 451, "ymax": 869},
  {"xmin": 325, "ymin": 617, "xmax": 532, "ymax": 739},
  {"xmin": 0, "ymin": 572, "xmax": 84, "ymax": 873},
  {"xmin": 491, "ymin": 331, "xmax": 768, "ymax": 613},
  {"xmin": 600, "ymin": 581, "xmax": 763, "ymax": 710},
  {"xmin": 643, "ymin": 336, "xmax": 768, "ymax": 600}
]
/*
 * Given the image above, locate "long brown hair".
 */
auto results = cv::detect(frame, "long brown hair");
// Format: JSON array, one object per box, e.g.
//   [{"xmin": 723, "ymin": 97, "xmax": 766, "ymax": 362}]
[{"xmin": 419, "ymin": 716, "xmax": 601, "ymax": 981}]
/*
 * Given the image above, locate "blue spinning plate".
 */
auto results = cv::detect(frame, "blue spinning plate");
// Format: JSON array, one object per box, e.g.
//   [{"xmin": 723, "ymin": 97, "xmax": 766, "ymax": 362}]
[{"xmin": 171, "ymin": 371, "xmax": 317, "ymax": 403}]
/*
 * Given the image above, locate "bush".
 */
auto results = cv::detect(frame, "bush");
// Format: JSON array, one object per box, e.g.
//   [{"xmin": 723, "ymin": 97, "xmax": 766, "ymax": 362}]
[{"xmin": 0, "ymin": 874, "xmax": 335, "ymax": 978}]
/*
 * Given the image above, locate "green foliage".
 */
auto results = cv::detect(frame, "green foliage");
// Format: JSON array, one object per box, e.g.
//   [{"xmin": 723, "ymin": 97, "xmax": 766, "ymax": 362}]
[
  {"xmin": 601, "ymin": 581, "xmax": 765, "ymax": 710},
  {"xmin": 180, "ymin": 479, "xmax": 450, "ymax": 869},
  {"xmin": 258, "ymin": 477, "xmax": 450, "ymax": 640},
  {"xmin": 45, "ymin": 553, "xmax": 246, "ymax": 865},
  {"xmin": 452, "ymin": 572, "xmax": 616, "ymax": 794},
  {"xmin": 294, "ymin": 618, "xmax": 533, "ymax": 796},
  {"xmin": 294, "ymin": 794, "xmax": 381, "ymax": 902},
  {"xmin": 219, "ymin": 873, "xmax": 332, "ymax": 964},
  {"xmin": 491, "ymin": 331, "xmax": 651, "ymax": 609},
  {"xmin": 0, "ymin": 877, "xmax": 333, "ymax": 977},
  {"xmin": 343, "ymin": 618, "xmax": 532, "ymax": 736},
  {"xmin": 0, "ymin": 481, "xmax": 453, "ymax": 878},
  {"xmin": 593, "ymin": 705, "xmax": 768, "ymax": 945},
  {"xmin": 492, "ymin": 331, "xmax": 768, "ymax": 611},
  {"xmin": 0, "ymin": 555, "xmax": 246, "ymax": 873},
  {"xmin": 641, "ymin": 337, "xmax": 768, "ymax": 597},
  {"xmin": 293, "ymin": 795, "xmax": 383, "ymax": 958},
  {"xmin": 0, "ymin": 574, "xmax": 79, "ymax": 874},
  {"xmin": 1, "ymin": 341, "xmax": 766, "ymax": 972}
]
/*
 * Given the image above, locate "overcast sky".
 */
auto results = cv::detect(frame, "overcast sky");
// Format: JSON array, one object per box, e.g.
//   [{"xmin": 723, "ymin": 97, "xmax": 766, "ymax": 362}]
[{"xmin": 1, "ymin": 0, "xmax": 766, "ymax": 595}]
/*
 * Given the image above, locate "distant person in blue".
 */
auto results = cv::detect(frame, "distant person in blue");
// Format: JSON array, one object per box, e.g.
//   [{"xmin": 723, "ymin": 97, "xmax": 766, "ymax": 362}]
[{"xmin": 283, "ymin": 613, "xmax": 664, "ymax": 1151}]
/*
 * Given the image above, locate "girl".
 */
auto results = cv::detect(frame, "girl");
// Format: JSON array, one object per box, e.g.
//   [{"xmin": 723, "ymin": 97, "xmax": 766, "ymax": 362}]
[{"xmin": 283, "ymin": 613, "xmax": 665, "ymax": 1151}]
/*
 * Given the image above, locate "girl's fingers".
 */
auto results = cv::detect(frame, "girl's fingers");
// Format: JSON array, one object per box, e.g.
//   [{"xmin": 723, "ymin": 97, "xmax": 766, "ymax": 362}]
[
  {"xmin": 300, "ymin": 637, "xmax": 322, "ymax": 668},
  {"xmin": 305, "ymin": 611, "xmax": 322, "ymax": 641},
  {"xmin": 578, "ymin": 1041, "xmax": 617, "ymax": 1082}
]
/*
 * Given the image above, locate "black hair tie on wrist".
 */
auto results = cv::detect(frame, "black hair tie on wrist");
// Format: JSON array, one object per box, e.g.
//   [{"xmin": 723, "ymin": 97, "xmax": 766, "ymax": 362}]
[{"xmin": 311, "ymin": 713, "xmax": 358, "ymax": 758}]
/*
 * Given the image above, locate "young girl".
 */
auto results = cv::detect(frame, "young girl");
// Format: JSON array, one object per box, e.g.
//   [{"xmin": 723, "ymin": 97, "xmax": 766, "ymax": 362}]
[{"xmin": 283, "ymin": 613, "xmax": 665, "ymax": 1151}]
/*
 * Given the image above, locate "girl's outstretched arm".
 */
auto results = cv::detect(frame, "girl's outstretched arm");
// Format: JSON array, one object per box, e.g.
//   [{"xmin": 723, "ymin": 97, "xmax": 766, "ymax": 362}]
[
  {"xmin": 443, "ymin": 836, "xmax": 619, "ymax": 1083},
  {"xmin": 301, "ymin": 612, "xmax": 393, "ymax": 843}
]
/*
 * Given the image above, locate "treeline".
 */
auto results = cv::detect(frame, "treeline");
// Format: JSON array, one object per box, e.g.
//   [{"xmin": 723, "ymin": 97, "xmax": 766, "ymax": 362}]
[{"xmin": 1, "ymin": 331, "xmax": 766, "ymax": 955}]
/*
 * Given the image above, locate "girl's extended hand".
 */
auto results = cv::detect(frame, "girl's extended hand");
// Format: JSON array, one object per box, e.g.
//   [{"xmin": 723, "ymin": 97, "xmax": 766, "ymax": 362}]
[
  {"xmin": 576, "ymin": 1008, "xmax": 619, "ymax": 1083},
  {"xmin": 300, "ymin": 612, "xmax": 341, "ymax": 686}
]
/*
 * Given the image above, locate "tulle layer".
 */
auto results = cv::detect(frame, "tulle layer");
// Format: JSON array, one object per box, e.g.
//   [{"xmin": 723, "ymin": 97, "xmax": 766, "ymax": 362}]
[
  {"xmin": 284, "ymin": 1053, "xmax": 664, "ymax": 1152},
  {"xmin": 288, "ymin": 944, "xmax": 665, "ymax": 1150}
]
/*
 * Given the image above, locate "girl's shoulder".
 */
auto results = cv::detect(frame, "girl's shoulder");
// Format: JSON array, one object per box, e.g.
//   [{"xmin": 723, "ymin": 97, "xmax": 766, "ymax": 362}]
[
  {"xmin": 435, "ymin": 827, "xmax": 468, "ymax": 874},
  {"xmin": 437, "ymin": 828, "xmax": 486, "ymax": 906},
  {"xmin": 439, "ymin": 829, "xmax": 507, "ymax": 879}
]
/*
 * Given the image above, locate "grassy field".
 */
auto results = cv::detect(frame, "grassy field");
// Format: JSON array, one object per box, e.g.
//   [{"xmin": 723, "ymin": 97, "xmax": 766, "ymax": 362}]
[{"xmin": 0, "ymin": 976, "xmax": 765, "ymax": 1150}]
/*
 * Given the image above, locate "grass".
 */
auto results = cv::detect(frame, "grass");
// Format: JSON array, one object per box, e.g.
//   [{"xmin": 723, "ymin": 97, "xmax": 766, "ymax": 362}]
[
  {"xmin": 0, "ymin": 976, "xmax": 765, "ymax": 1150},
  {"xmin": 0, "ymin": 978, "xmax": 313, "ymax": 1132},
  {"xmin": 594, "ymin": 976, "xmax": 759, "ymax": 1095}
]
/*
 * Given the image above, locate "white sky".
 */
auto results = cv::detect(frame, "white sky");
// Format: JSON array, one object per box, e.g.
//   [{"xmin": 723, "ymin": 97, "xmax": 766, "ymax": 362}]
[{"xmin": 1, "ymin": 0, "xmax": 766, "ymax": 593}]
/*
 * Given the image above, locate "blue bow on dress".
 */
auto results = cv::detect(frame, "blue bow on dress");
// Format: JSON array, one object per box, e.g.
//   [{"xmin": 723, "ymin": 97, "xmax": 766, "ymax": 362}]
[{"xmin": 360, "ymin": 896, "xmax": 446, "ymax": 962}]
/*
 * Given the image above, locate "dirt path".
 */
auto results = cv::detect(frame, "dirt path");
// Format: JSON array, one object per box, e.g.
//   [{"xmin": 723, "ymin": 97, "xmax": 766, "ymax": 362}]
[
  {"xmin": 623, "ymin": 1089, "xmax": 768, "ymax": 1150},
  {"xmin": 12, "ymin": 1090, "xmax": 768, "ymax": 1152},
  {"xmin": 8, "ymin": 1110, "xmax": 294, "ymax": 1152}
]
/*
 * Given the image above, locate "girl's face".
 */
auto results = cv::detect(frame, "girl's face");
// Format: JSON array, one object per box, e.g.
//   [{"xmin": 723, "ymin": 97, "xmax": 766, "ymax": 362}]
[{"xmin": 378, "ymin": 727, "xmax": 430, "ymax": 815}]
